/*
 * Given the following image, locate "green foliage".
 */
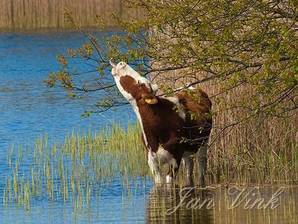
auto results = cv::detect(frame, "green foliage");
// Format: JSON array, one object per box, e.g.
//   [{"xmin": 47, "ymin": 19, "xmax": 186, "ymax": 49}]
[{"xmin": 47, "ymin": 0, "xmax": 297, "ymax": 119}]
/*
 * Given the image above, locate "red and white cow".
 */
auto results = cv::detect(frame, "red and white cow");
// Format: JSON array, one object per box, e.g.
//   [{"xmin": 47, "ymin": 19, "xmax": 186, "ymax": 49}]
[{"xmin": 110, "ymin": 60, "xmax": 212, "ymax": 186}]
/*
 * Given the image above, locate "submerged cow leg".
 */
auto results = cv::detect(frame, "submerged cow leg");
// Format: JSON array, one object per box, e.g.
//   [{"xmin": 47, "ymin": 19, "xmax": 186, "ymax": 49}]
[
  {"xmin": 148, "ymin": 150, "xmax": 163, "ymax": 184},
  {"xmin": 166, "ymin": 154, "xmax": 182, "ymax": 184},
  {"xmin": 182, "ymin": 152, "xmax": 194, "ymax": 186},
  {"xmin": 197, "ymin": 143, "xmax": 208, "ymax": 187},
  {"xmin": 166, "ymin": 165, "xmax": 179, "ymax": 184}
]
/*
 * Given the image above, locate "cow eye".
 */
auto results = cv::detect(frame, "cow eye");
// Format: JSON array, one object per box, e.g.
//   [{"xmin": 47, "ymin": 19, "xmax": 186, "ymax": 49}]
[{"xmin": 119, "ymin": 62, "xmax": 126, "ymax": 68}]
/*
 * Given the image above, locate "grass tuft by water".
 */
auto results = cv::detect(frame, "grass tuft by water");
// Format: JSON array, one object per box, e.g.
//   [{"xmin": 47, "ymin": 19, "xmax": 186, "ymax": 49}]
[
  {"xmin": 3, "ymin": 123, "xmax": 149, "ymax": 210},
  {"xmin": 2, "ymin": 123, "xmax": 297, "ymax": 210}
]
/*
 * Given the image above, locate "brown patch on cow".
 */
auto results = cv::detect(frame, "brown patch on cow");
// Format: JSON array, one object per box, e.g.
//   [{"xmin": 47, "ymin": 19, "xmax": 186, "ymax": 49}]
[
  {"xmin": 119, "ymin": 75, "xmax": 138, "ymax": 96},
  {"xmin": 132, "ymin": 86, "xmax": 212, "ymax": 154},
  {"xmin": 177, "ymin": 88, "xmax": 212, "ymax": 124},
  {"xmin": 137, "ymin": 97, "xmax": 186, "ymax": 155},
  {"xmin": 176, "ymin": 88, "xmax": 212, "ymax": 150},
  {"xmin": 119, "ymin": 75, "xmax": 212, "ymax": 181},
  {"xmin": 119, "ymin": 75, "xmax": 157, "ymax": 104}
]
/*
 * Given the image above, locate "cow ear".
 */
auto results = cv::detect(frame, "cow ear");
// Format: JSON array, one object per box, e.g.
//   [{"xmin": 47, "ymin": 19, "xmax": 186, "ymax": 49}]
[
  {"xmin": 142, "ymin": 94, "xmax": 158, "ymax": 104},
  {"xmin": 145, "ymin": 97, "xmax": 158, "ymax": 104},
  {"xmin": 141, "ymin": 93, "xmax": 158, "ymax": 104}
]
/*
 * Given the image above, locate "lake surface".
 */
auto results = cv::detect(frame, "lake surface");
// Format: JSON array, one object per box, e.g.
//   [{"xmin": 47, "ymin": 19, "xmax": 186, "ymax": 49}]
[
  {"xmin": 0, "ymin": 31, "xmax": 133, "ymax": 149},
  {"xmin": 0, "ymin": 31, "xmax": 297, "ymax": 224}
]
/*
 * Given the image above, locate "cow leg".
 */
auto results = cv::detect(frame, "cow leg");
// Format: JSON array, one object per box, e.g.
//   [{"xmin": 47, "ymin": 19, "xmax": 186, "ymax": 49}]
[
  {"xmin": 182, "ymin": 152, "xmax": 194, "ymax": 186},
  {"xmin": 166, "ymin": 165, "xmax": 178, "ymax": 184},
  {"xmin": 148, "ymin": 150, "xmax": 163, "ymax": 184},
  {"xmin": 197, "ymin": 143, "xmax": 208, "ymax": 187},
  {"xmin": 166, "ymin": 155, "xmax": 182, "ymax": 184}
]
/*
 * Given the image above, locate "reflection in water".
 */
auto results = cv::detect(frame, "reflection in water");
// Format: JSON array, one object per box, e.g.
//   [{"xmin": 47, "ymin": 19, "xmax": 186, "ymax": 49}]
[
  {"xmin": 213, "ymin": 186, "xmax": 298, "ymax": 224},
  {"xmin": 146, "ymin": 186, "xmax": 213, "ymax": 224},
  {"xmin": 146, "ymin": 185, "xmax": 298, "ymax": 224}
]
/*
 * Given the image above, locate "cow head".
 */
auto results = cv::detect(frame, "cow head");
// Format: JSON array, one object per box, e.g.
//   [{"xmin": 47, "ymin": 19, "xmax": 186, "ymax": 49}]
[{"xmin": 110, "ymin": 60, "xmax": 158, "ymax": 105}]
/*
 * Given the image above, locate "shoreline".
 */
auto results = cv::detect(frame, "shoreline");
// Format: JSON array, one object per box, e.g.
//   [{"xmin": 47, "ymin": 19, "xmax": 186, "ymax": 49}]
[{"xmin": 0, "ymin": 26, "xmax": 123, "ymax": 34}]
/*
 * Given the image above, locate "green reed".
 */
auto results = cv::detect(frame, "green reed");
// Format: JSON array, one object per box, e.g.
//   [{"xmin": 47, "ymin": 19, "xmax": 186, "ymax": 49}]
[
  {"xmin": 2, "ymin": 122, "xmax": 297, "ymax": 210},
  {"xmin": 3, "ymin": 123, "xmax": 149, "ymax": 210}
]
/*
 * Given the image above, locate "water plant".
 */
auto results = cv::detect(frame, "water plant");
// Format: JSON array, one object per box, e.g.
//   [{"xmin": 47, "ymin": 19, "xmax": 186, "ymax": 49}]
[{"xmin": 2, "ymin": 122, "xmax": 297, "ymax": 210}]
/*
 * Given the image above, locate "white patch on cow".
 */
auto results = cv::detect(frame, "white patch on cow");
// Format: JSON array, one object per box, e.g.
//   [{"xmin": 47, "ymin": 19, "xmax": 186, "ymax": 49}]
[
  {"xmin": 111, "ymin": 61, "xmax": 157, "ymax": 95},
  {"xmin": 156, "ymin": 145, "xmax": 178, "ymax": 173},
  {"xmin": 161, "ymin": 96, "xmax": 186, "ymax": 120},
  {"xmin": 148, "ymin": 150, "xmax": 163, "ymax": 184},
  {"xmin": 156, "ymin": 146, "xmax": 170, "ymax": 164},
  {"xmin": 117, "ymin": 62, "xmax": 151, "ymax": 88},
  {"xmin": 166, "ymin": 175, "xmax": 173, "ymax": 184},
  {"xmin": 134, "ymin": 105, "xmax": 149, "ymax": 148},
  {"xmin": 138, "ymin": 76, "xmax": 152, "ymax": 88}
]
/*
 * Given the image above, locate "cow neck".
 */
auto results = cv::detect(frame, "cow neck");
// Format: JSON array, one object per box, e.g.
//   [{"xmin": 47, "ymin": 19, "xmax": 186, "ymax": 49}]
[
  {"xmin": 135, "ymin": 100, "xmax": 157, "ymax": 123},
  {"xmin": 130, "ymin": 99, "xmax": 152, "ymax": 150}
]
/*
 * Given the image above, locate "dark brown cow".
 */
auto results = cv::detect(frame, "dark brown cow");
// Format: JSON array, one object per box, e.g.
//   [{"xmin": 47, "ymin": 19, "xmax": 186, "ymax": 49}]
[{"xmin": 110, "ymin": 61, "xmax": 212, "ymax": 186}]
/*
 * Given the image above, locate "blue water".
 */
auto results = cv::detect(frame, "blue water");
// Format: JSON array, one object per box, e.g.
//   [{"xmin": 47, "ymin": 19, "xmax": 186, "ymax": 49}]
[
  {"xmin": 0, "ymin": 32, "xmax": 133, "ymax": 150},
  {"xmin": 0, "ymin": 31, "xmax": 152, "ymax": 223}
]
